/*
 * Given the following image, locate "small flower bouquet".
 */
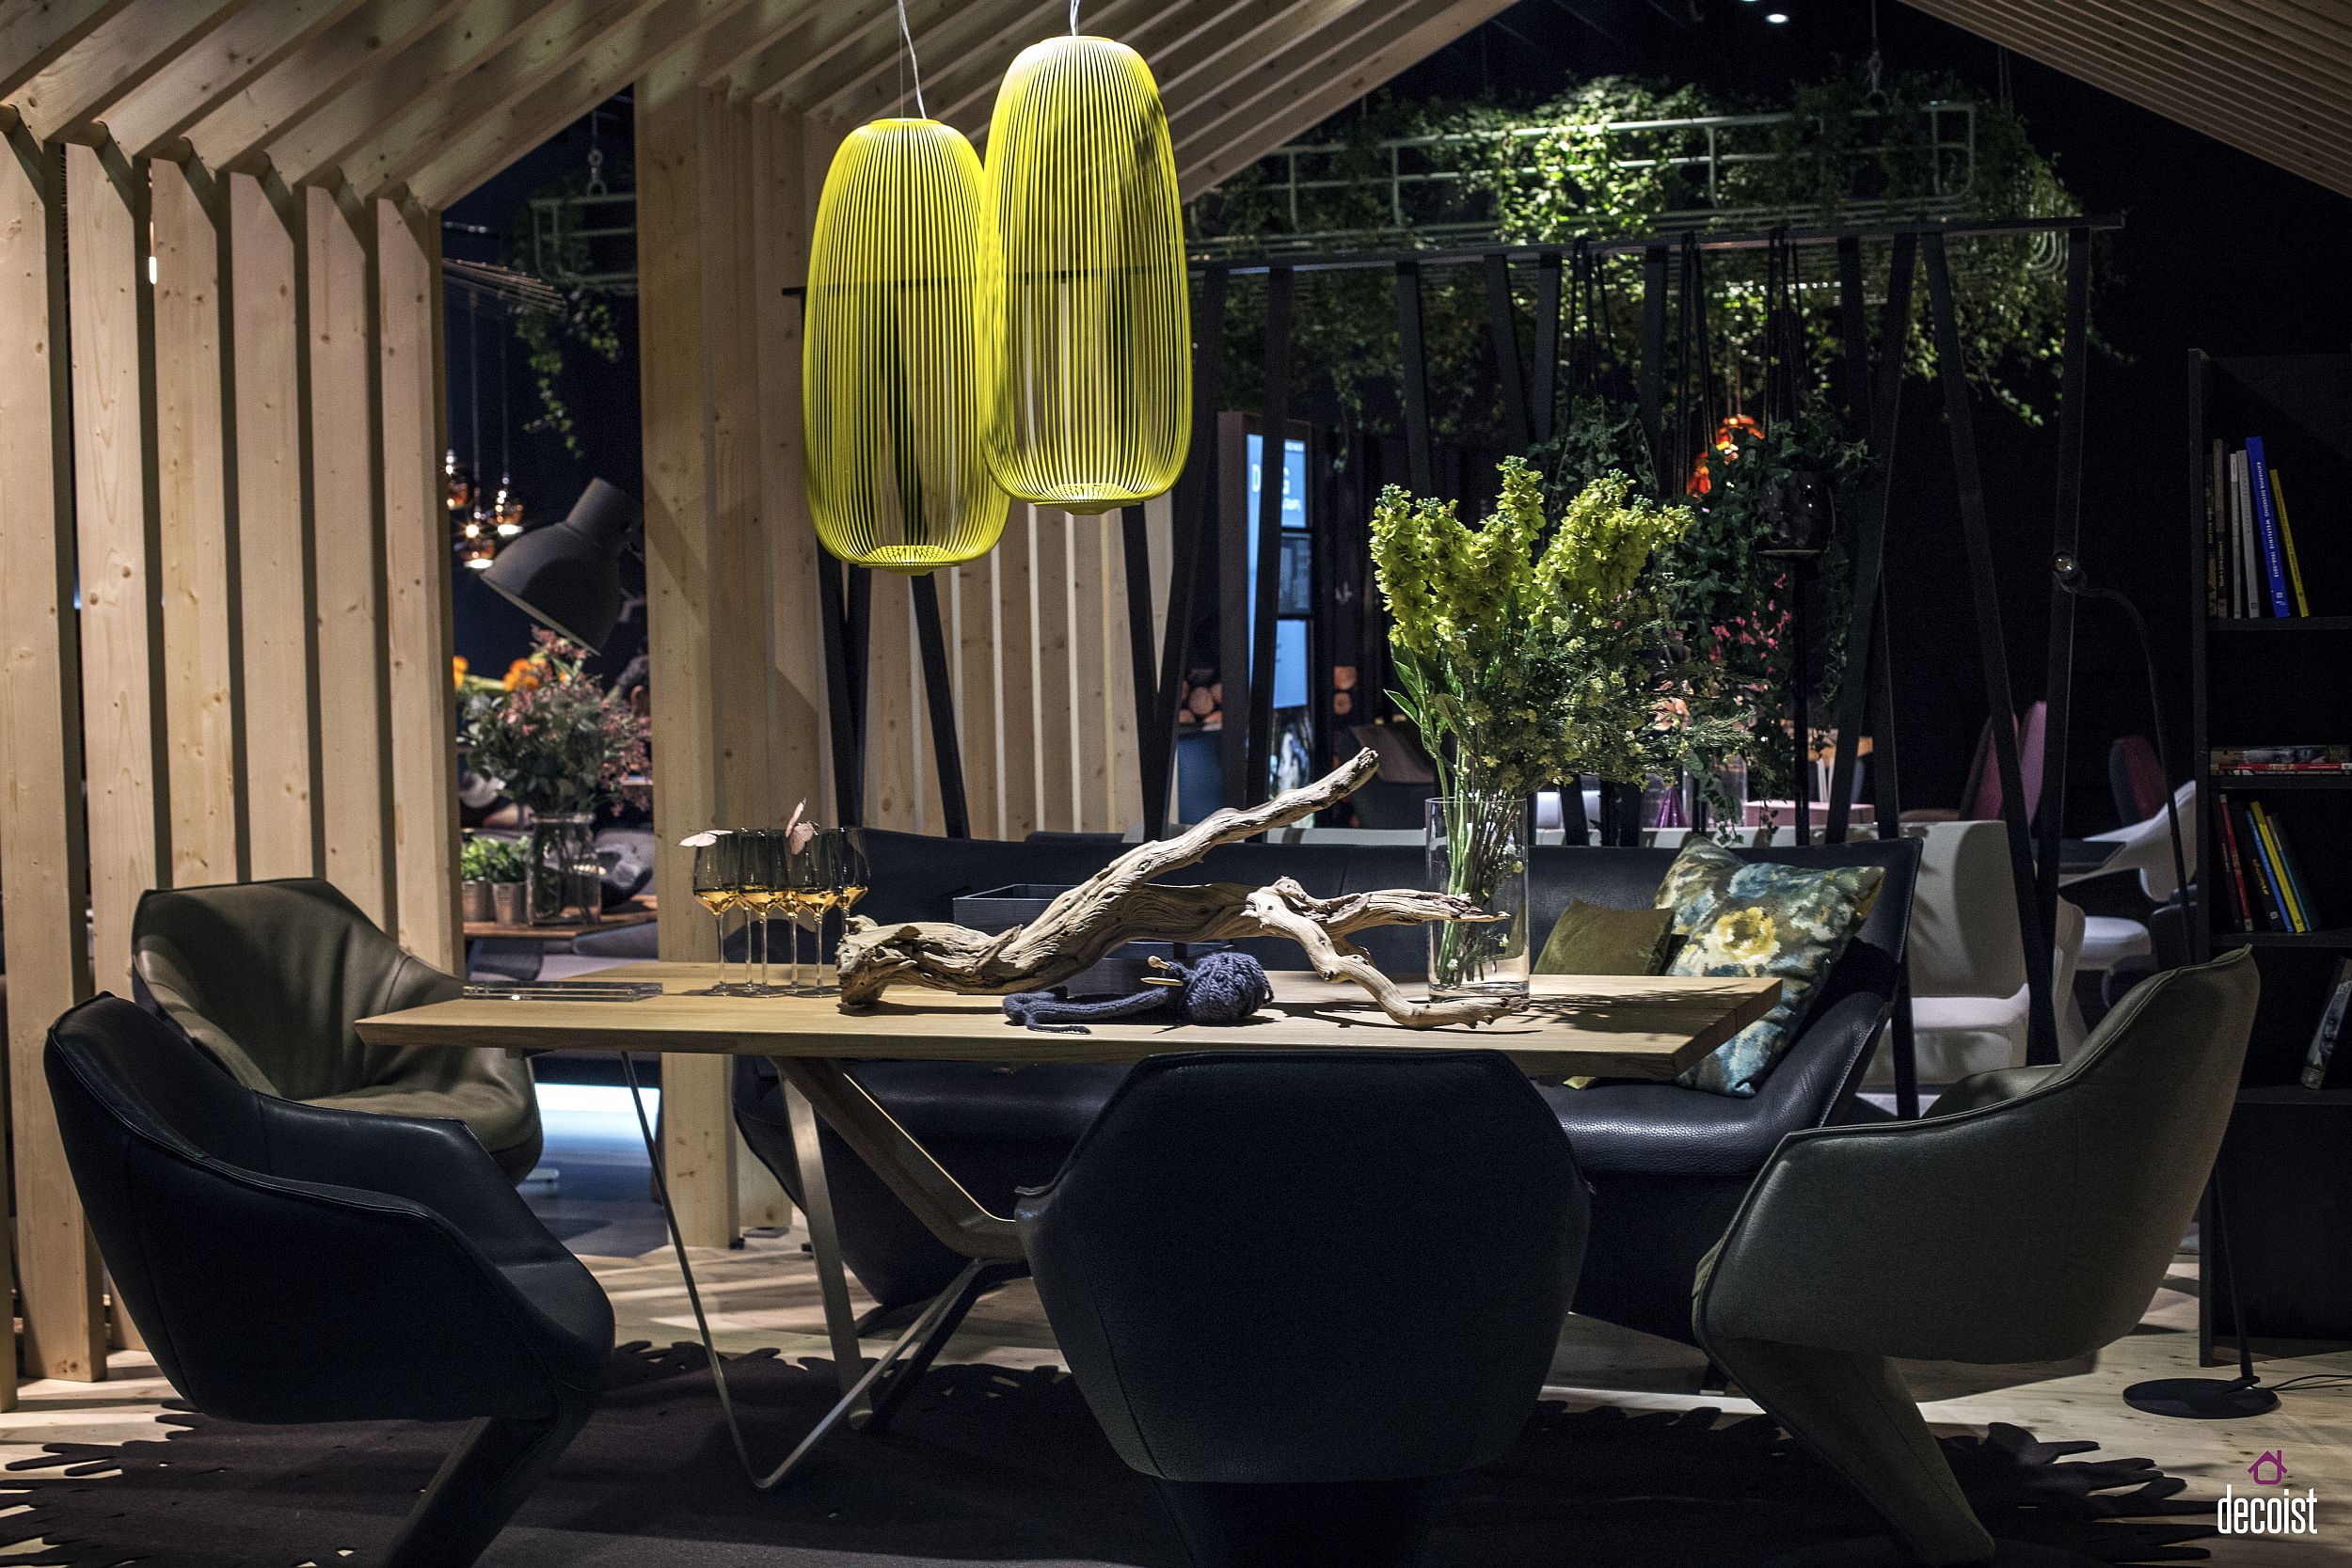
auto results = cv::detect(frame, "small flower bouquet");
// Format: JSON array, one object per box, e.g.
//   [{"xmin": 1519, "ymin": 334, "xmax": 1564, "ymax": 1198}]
[{"xmin": 463, "ymin": 629, "xmax": 648, "ymax": 818}]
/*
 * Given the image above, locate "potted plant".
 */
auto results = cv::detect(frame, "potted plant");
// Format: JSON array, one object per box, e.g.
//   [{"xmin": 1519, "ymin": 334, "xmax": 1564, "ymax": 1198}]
[
  {"xmin": 1371, "ymin": 457, "xmax": 1742, "ymax": 995},
  {"xmin": 463, "ymin": 630, "xmax": 650, "ymax": 924},
  {"xmin": 459, "ymin": 834, "xmax": 497, "ymax": 922},
  {"xmin": 482, "ymin": 837, "xmax": 531, "ymax": 925}
]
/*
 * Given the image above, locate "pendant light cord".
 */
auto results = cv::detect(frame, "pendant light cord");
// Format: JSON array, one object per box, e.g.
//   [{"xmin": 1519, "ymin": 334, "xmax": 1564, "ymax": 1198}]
[
  {"xmin": 896, "ymin": 0, "xmax": 926, "ymax": 118},
  {"xmin": 1069, "ymin": 0, "xmax": 1080, "ymax": 33}
]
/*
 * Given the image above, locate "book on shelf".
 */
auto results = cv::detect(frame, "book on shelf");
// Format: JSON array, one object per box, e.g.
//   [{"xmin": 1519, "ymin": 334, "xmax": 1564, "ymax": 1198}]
[
  {"xmin": 2303, "ymin": 958, "xmax": 2352, "ymax": 1090},
  {"xmin": 2220, "ymin": 797, "xmax": 2321, "ymax": 935},
  {"xmin": 2212, "ymin": 744, "xmax": 2352, "ymax": 775},
  {"xmin": 2216, "ymin": 790, "xmax": 2258, "ymax": 931},
  {"xmin": 2207, "ymin": 436, "xmax": 2316, "ymax": 619}
]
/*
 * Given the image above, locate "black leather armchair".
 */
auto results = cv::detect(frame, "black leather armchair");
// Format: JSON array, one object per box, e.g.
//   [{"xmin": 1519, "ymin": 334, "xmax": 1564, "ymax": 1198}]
[
  {"xmin": 45, "ymin": 995, "xmax": 612, "ymax": 1568},
  {"xmin": 1694, "ymin": 948, "xmax": 2259, "ymax": 1565},
  {"xmin": 1018, "ymin": 1050, "xmax": 1588, "ymax": 1568},
  {"xmin": 133, "ymin": 878, "xmax": 543, "ymax": 1180}
]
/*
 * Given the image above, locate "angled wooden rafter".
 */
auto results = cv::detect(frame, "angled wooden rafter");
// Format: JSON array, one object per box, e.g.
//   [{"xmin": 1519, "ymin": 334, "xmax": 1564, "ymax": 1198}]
[
  {"xmin": 405, "ymin": 0, "xmax": 763, "ymax": 206},
  {"xmin": 10, "ymin": 0, "xmax": 256, "ymax": 144},
  {"xmin": 181, "ymin": 0, "xmax": 470, "ymax": 172},
  {"xmin": 803, "ymin": 0, "xmax": 1059, "ymax": 125},
  {"xmin": 98, "ymin": 0, "xmax": 372, "ymax": 159},
  {"xmin": 740, "ymin": 0, "xmax": 960, "ymax": 109},
  {"xmin": 0, "ymin": 0, "xmax": 139, "ymax": 100}
]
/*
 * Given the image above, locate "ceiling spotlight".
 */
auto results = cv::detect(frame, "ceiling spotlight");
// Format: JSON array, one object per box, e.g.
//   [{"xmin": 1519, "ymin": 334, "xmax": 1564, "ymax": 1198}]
[{"xmin": 1765, "ymin": 9, "xmax": 1789, "ymax": 19}]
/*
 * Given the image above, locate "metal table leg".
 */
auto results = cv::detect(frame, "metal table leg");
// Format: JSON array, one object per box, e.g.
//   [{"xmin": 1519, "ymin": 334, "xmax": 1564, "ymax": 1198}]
[{"xmin": 782, "ymin": 1074, "xmax": 866, "ymax": 1398}]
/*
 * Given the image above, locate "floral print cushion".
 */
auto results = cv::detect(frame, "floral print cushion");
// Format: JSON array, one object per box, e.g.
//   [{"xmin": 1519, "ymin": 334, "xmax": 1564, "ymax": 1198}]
[{"xmin": 1653, "ymin": 838, "xmax": 1886, "ymax": 1097}]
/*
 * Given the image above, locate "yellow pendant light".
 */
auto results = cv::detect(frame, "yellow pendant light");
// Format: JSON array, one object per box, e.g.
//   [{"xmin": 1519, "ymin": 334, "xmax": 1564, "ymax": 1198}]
[
  {"xmin": 986, "ymin": 23, "xmax": 1190, "ymax": 513},
  {"xmin": 803, "ymin": 101, "xmax": 1009, "ymax": 573}
]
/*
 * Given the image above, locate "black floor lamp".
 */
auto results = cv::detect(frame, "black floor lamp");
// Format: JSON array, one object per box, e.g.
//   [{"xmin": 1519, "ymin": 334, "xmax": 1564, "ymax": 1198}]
[
  {"xmin": 482, "ymin": 478, "xmax": 641, "ymax": 653},
  {"xmin": 2055, "ymin": 553, "xmax": 2275, "ymax": 1419}
]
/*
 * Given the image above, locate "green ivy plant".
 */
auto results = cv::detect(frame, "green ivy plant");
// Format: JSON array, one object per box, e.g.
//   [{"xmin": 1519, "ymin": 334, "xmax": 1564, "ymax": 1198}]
[{"xmin": 504, "ymin": 170, "xmax": 625, "ymax": 460}]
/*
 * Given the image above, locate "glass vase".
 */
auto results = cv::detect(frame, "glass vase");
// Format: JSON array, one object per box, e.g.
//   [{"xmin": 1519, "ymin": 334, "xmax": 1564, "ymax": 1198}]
[
  {"xmin": 527, "ymin": 813, "xmax": 601, "ymax": 926},
  {"xmin": 1425, "ymin": 794, "xmax": 1531, "ymax": 999}
]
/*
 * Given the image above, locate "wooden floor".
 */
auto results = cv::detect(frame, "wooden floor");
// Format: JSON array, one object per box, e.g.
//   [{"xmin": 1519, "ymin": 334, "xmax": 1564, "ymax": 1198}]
[{"xmin": 4, "ymin": 1233, "xmax": 2348, "ymax": 1563}]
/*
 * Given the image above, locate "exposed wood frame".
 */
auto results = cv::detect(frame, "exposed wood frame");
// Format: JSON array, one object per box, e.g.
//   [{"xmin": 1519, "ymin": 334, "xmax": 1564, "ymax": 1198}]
[
  {"xmin": 921, "ymin": 0, "xmax": 1165, "ymax": 130},
  {"xmin": 676, "ymin": 0, "xmax": 819, "ymax": 89},
  {"xmin": 334, "ymin": 0, "xmax": 673, "ymax": 198},
  {"xmin": 181, "ymin": 0, "xmax": 470, "ymax": 172},
  {"xmin": 308, "ymin": 183, "xmax": 398, "ymax": 927},
  {"xmin": 405, "ymin": 0, "xmax": 761, "ymax": 207},
  {"xmin": 99, "ymin": 0, "xmax": 373, "ymax": 160},
  {"xmin": 1177, "ymin": 0, "xmax": 1517, "ymax": 198},
  {"xmin": 0, "ymin": 0, "xmax": 140, "ymax": 100},
  {"xmin": 9, "ymin": 0, "xmax": 256, "ymax": 144},
  {"xmin": 806, "ymin": 0, "xmax": 1062, "ymax": 123},
  {"xmin": 376, "ymin": 193, "xmax": 462, "ymax": 967},
  {"xmin": 753, "ymin": 0, "xmax": 983, "ymax": 115},
  {"xmin": 1, "ymin": 121, "xmax": 103, "ymax": 1389},
  {"xmin": 259, "ymin": 0, "xmax": 618, "ymax": 187},
  {"xmin": 228, "ymin": 167, "xmax": 326, "ymax": 879},
  {"xmin": 151, "ymin": 156, "xmax": 249, "ymax": 886}
]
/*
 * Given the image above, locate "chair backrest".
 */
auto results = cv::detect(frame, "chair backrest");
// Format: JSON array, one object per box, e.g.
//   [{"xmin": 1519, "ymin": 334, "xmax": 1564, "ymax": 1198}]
[
  {"xmin": 132, "ymin": 879, "xmax": 460, "ymax": 1101},
  {"xmin": 1016, "ymin": 1051, "xmax": 1586, "ymax": 1485},
  {"xmin": 1904, "ymin": 821, "xmax": 2027, "ymax": 999},
  {"xmin": 2108, "ymin": 735, "xmax": 2167, "ymax": 825}
]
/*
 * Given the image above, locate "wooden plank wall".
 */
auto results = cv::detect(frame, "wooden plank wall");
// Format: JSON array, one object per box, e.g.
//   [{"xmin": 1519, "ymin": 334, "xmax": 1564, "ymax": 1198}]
[{"xmin": 0, "ymin": 127, "xmax": 462, "ymax": 1380}]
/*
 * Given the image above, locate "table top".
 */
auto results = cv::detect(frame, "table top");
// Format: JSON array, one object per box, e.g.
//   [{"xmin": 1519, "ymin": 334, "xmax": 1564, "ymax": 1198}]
[
  {"xmin": 358, "ymin": 962, "xmax": 1781, "ymax": 1079},
  {"xmin": 463, "ymin": 895, "xmax": 658, "ymax": 943}
]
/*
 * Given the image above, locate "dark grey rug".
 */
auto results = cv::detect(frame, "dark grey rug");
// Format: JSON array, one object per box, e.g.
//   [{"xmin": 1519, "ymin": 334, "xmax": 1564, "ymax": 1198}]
[{"xmin": 4, "ymin": 1343, "xmax": 2213, "ymax": 1566}]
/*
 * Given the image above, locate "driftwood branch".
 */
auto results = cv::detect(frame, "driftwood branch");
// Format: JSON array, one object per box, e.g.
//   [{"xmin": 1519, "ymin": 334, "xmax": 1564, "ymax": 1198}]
[{"xmin": 836, "ymin": 750, "xmax": 1521, "ymax": 1029}]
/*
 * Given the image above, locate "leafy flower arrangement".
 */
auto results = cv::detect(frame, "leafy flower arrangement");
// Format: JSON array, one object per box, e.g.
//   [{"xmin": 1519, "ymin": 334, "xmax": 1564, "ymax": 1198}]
[
  {"xmin": 462, "ymin": 629, "xmax": 648, "ymax": 816},
  {"xmin": 1370, "ymin": 457, "xmax": 1746, "ymax": 803}
]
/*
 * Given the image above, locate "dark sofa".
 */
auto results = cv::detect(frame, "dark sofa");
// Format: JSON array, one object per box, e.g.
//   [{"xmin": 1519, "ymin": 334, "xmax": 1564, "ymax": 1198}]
[{"xmin": 736, "ymin": 830, "xmax": 1918, "ymax": 1343}]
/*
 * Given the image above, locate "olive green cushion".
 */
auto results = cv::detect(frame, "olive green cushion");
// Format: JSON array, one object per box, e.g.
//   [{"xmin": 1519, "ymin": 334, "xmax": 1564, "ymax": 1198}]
[
  {"xmin": 1535, "ymin": 898, "xmax": 1677, "ymax": 975},
  {"xmin": 132, "ymin": 879, "xmax": 542, "ymax": 1180},
  {"xmin": 1655, "ymin": 837, "xmax": 1885, "ymax": 1098}
]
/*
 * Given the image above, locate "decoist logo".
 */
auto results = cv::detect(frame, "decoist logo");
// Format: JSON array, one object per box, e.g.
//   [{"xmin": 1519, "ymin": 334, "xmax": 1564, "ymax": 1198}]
[{"xmin": 2217, "ymin": 1449, "xmax": 2319, "ymax": 1536}]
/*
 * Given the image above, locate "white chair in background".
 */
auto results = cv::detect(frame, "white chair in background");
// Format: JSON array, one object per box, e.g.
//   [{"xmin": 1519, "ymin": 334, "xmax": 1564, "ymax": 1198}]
[
  {"xmin": 2064, "ymin": 781, "xmax": 2197, "ymax": 979},
  {"xmin": 1870, "ymin": 820, "xmax": 2088, "ymax": 1087}
]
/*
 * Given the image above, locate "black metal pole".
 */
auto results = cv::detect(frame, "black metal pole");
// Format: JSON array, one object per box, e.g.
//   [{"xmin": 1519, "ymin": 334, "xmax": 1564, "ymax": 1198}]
[
  {"xmin": 1484, "ymin": 250, "xmax": 1533, "ymax": 452},
  {"xmin": 815, "ymin": 557, "xmax": 863, "ymax": 827},
  {"xmin": 908, "ymin": 573, "xmax": 969, "ymax": 839},
  {"xmin": 1144, "ymin": 265, "xmax": 1228, "ymax": 835},
  {"xmin": 1394, "ymin": 261, "xmax": 1433, "ymax": 493},
  {"xmin": 1246, "ymin": 266, "xmax": 1296, "ymax": 807},
  {"xmin": 2035, "ymin": 228, "xmax": 2094, "ymax": 956}
]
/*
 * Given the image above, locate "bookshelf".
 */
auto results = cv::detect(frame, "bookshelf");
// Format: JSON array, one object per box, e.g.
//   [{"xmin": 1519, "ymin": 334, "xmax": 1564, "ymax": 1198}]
[{"xmin": 2189, "ymin": 351, "xmax": 2352, "ymax": 1361}]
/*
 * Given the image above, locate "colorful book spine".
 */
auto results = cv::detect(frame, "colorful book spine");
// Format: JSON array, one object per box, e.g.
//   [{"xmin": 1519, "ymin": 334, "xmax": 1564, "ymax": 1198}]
[
  {"xmin": 2231, "ymin": 450, "xmax": 2257, "ymax": 617},
  {"xmin": 2207, "ymin": 438, "xmax": 2224, "ymax": 617},
  {"xmin": 2263, "ymin": 803, "xmax": 2319, "ymax": 934},
  {"xmin": 2305, "ymin": 958, "xmax": 2352, "ymax": 1090},
  {"xmin": 2216, "ymin": 792, "xmax": 2256, "ymax": 932},
  {"xmin": 2246, "ymin": 436, "xmax": 2292, "ymax": 618},
  {"xmin": 2270, "ymin": 466, "xmax": 2311, "ymax": 617},
  {"xmin": 2243, "ymin": 803, "xmax": 2295, "ymax": 931}
]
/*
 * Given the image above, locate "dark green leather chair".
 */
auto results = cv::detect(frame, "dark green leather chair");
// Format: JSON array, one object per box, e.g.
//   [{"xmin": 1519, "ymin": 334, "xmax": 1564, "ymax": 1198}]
[
  {"xmin": 132, "ymin": 879, "xmax": 542, "ymax": 1181},
  {"xmin": 1692, "ymin": 948, "xmax": 2258, "ymax": 1565}
]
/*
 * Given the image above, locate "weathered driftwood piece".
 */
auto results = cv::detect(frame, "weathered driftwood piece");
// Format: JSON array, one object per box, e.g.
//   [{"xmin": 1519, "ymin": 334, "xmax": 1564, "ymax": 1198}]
[{"xmin": 835, "ymin": 749, "xmax": 1523, "ymax": 1028}]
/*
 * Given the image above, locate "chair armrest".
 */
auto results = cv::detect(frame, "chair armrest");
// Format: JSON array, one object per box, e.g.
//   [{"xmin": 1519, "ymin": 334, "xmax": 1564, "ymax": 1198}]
[
  {"xmin": 254, "ymin": 1096, "xmax": 563, "ymax": 1266},
  {"xmin": 1695, "ymin": 1091, "xmax": 2096, "ymax": 1366},
  {"xmin": 1924, "ymin": 1064, "xmax": 2064, "ymax": 1118}
]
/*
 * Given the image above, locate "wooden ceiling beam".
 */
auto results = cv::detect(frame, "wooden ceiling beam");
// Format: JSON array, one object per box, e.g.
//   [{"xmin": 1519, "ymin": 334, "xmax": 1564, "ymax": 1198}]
[
  {"xmin": 405, "ymin": 0, "xmax": 765, "ymax": 206},
  {"xmin": 260, "ymin": 0, "xmax": 607, "ymax": 186},
  {"xmin": 741, "ymin": 0, "xmax": 961, "ymax": 108},
  {"xmin": 97, "ymin": 0, "xmax": 373, "ymax": 159},
  {"xmin": 1908, "ymin": 0, "xmax": 2352, "ymax": 195},
  {"xmin": 678, "ymin": 0, "xmax": 819, "ymax": 87},
  {"xmin": 183, "ymin": 0, "xmax": 471, "ymax": 172},
  {"xmin": 2010, "ymin": 0, "xmax": 2352, "ymax": 111},
  {"xmin": 10, "ymin": 0, "xmax": 257, "ymax": 143},
  {"xmin": 1176, "ymin": 0, "xmax": 1515, "ymax": 198},
  {"xmin": 329, "ymin": 0, "xmax": 674, "ymax": 196},
  {"xmin": 919, "ymin": 0, "xmax": 1159, "ymax": 132},
  {"xmin": 0, "ymin": 0, "xmax": 139, "ymax": 100},
  {"xmin": 805, "ymin": 0, "xmax": 1059, "ymax": 124}
]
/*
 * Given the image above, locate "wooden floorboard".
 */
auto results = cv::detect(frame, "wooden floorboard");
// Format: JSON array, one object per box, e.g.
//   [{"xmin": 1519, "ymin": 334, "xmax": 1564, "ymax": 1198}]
[{"xmin": 2, "ymin": 1237, "xmax": 2344, "ymax": 1563}]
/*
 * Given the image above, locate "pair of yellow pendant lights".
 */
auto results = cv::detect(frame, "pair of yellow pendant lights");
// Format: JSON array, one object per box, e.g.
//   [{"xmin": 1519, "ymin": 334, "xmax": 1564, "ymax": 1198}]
[{"xmin": 803, "ymin": 20, "xmax": 1190, "ymax": 575}]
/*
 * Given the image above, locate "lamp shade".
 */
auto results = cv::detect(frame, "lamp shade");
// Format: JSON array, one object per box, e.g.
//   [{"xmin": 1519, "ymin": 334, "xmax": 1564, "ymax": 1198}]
[
  {"xmin": 803, "ymin": 119, "xmax": 1009, "ymax": 575},
  {"xmin": 482, "ymin": 478, "xmax": 638, "ymax": 652},
  {"xmin": 987, "ymin": 36, "xmax": 1190, "ymax": 513}
]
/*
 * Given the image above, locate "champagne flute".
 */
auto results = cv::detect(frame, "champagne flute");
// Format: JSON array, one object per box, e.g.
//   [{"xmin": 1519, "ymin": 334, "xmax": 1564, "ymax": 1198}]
[
  {"xmin": 689, "ymin": 833, "xmax": 741, "ymax": 995},
  {"xmin": 736, "ymin": 830, "xmax": 782, "ymax": 996},
  {"xmin": 791, "ymin": 831, "xmax": 835, "ymax": 994},
  {"xmin": 782, "ymin": 826, "xmax": 825, "ymax": 992}
]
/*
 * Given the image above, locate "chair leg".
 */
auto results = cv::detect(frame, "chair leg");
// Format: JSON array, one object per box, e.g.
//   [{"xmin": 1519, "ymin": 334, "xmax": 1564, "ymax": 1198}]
[
  {"xmin": 380, "ymin": 1392, "xmax": 596, "ymax": 1568},
  {"xmin": 1705, "ymin": 1333, "xmax": 1994, "ymax": 1566},
  {"xmin": 1151, "ymin": 1476, "xmax": 1449, "ymax": 1568}
]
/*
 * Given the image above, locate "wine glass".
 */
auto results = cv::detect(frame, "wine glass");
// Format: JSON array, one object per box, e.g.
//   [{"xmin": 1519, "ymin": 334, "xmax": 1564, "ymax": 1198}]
[
  {"xmin": 832, "ymin": 827, "xmax": 869, "ymax": 924},
  {"xmin": 782, "ymin": 826, "xmax": 827, "ymax": 992},
  {"xmin": 688, "ymin": 833, "xmax": 741, "ymax": 996},
  {"xmin": 736, "ymin": 830, "xmax": 783, "ymax": 996}
]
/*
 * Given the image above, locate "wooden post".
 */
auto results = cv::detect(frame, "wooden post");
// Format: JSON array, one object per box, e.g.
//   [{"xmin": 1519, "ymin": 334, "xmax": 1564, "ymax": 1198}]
[
  {"xmin": 6, "ymin": 129, "xmax": 105, "ymax": 1386},
  {"xmin": 229, "ymin": 167, "xmax": 324, "ymax": 880},
  {"xmin": 151, "ymin": 156, "xmax": 246, "ymax": 887},
  {"xmin": 376, "ymin": 194, "xmax": 461, "ymax": 971},
  {"xmin": 307, "ymin": 183, "xmax": 397, "ymax": 930},
  {"xmin": 638, "ymin": 57, "xmax": 737, "ymax": 1246}
]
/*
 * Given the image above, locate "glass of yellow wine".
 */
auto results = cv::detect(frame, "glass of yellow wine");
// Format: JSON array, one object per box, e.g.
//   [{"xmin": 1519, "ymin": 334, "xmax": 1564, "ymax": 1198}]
[
  {"xmin": 736, "ymin": 830, "xmax": 786, "ymax": 996},
  {"xmin": 688, "ymin": 832, "xmax": 742, "ymax": 995}
]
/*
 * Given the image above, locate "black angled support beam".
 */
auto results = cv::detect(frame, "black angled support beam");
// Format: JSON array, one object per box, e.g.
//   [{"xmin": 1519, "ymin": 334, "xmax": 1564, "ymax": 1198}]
[
  {"xmin": 2034, "ymin": 227, "xmax": 2094, "ymax": 959},
  {"xmin": 908, "ymin": 573, "xmax": 969, "ymax": 838},
  {"xmin": 1826, "ymin": 234, "xmax": 1915, "ymax": 845},
  {"xmin": 1637, "ymin": 244, "xmax": 1669, "ymax": 487},
  {"xmin": 1394, "ymin": 260, "xmax": 1433, "ymax": 493},
  {"xmin": 1483, "ymin": 250, "xmax": 1533, "ymax": 452},
  {"xmin": 1120, "ymin": 502, "xmax": 1162, "ymax": 832},
  {"xmin": 815, "ymin": 558, "xmax": 865, "ymax": 827},
  {"xmin": 1924, "ymin": 231, "xmax": 2058, "ymax": 1068},
  {"xmin": 1532, "ymin": 250, "xmax": 1563, "ymax": 445}
]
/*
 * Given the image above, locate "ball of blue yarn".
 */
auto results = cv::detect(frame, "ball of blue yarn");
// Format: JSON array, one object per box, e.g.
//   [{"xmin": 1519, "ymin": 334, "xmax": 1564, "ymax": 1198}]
[{"xmin": 1001, "ymin": 951, "xmax": 1272, "ymax": 1033}]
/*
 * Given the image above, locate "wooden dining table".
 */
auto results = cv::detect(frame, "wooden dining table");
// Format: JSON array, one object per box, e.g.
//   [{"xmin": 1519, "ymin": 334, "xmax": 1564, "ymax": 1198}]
[{"xmin": 358, "ymin": 961, "xmax": 1778, "ymax": 1478}]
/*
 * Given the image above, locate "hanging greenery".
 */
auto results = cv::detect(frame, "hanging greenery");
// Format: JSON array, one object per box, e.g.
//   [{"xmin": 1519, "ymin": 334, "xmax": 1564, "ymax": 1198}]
[
  {"xmin": 505, "ymin": 169, "xmax": 625, "ymax": 461},
  {"xmin": 1192, "ymin": 67, "xmax": 2090, "ymax": 438}
]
